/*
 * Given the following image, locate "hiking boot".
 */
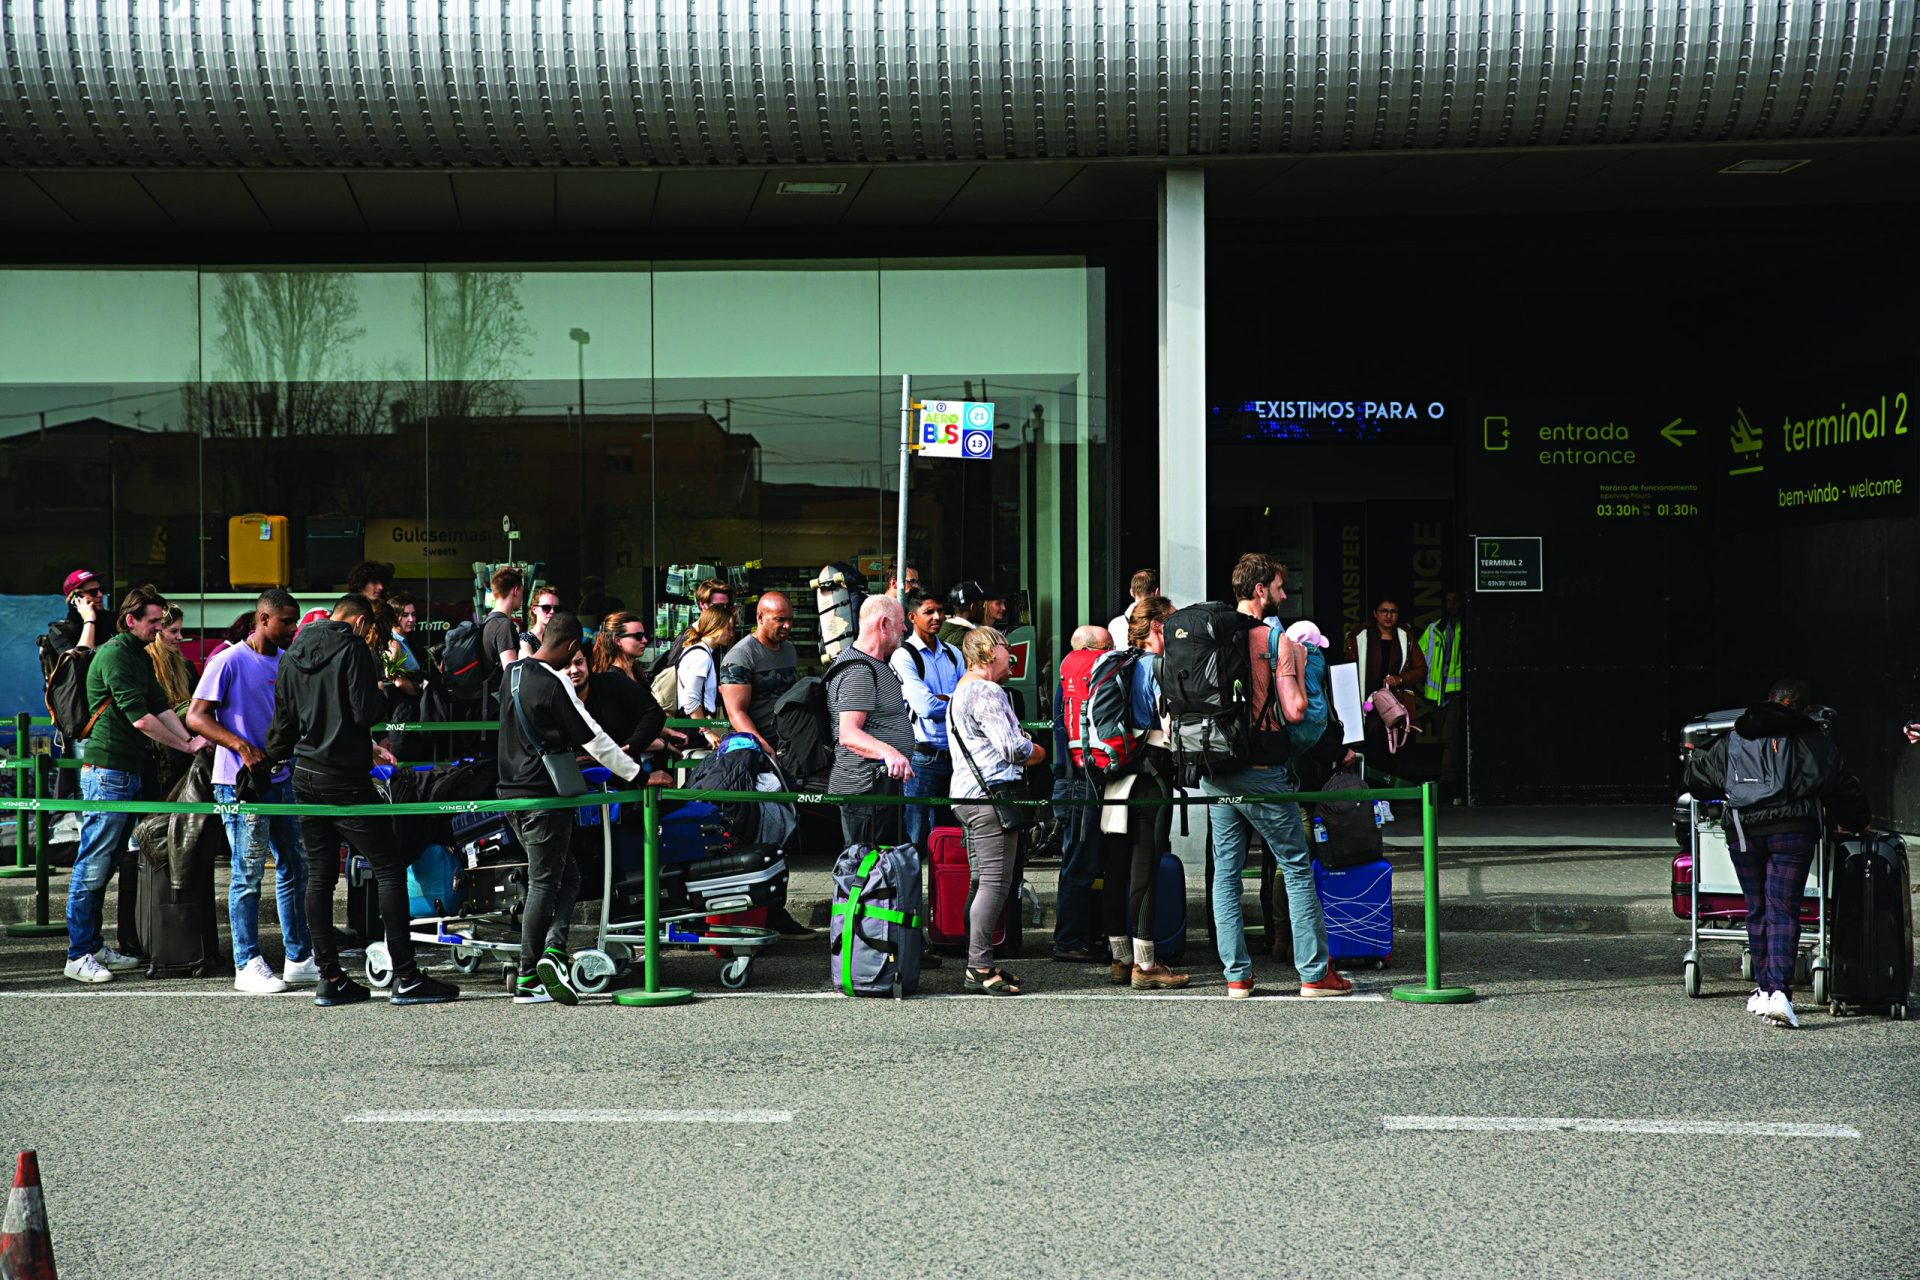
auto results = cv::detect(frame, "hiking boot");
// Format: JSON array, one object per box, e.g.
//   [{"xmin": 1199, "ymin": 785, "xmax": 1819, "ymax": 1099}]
[
  {"xmin": 1300, "ymin": 970, "xmax": 1354, "ymax": 998},
  {"xmin": 1109, "ymin": 962, "xmax": 1133, "ymax": 985},
  {"xmin": 1131, "ymin": 964, "xmax": 1191, "ymax": 991}
]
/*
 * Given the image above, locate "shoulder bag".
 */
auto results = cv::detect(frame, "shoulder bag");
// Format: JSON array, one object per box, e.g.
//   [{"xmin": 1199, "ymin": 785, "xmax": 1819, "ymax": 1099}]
[{"xmin": 510, "ymin": 664, "xmax": 590, "ymax": 797}]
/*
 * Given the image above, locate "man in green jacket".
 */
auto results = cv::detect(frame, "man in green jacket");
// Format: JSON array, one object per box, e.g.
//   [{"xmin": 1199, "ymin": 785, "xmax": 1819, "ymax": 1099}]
[
  {"xmin": 1419, "ymin": 590, "xmax": 1467, "ymax": 804},
  {"xmin": 64, "ymin": 584, "xmax": 204, "ymax": 984}
]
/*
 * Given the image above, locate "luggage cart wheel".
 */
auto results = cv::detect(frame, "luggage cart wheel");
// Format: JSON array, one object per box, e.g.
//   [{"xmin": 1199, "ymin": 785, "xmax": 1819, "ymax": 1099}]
[
  {"xmin": 1811, "ymin": 965, "xmax": 1827, "ymax": 1006},
  {"xmin": 364, "ymin": 942, "xmax": 393, "ymax": 990},
  {"xmin": 570, "ymin": 949, "xmax": 617, "ymax": 996},
  {"xmin": 1893, "ymin": 1004, "xmax": 1907, "ymax": 1021},
  {"xmin": 1792, "ymin": 952, "xmax": 1812, "ymax": 986},
  {"xmin": 1740, "ymin": 949, "xmax": 1752, "ymax": 980},
  {"xmin": 1682, "ymin": 959, "xmax": 1701, "ymax": 998},
  {"xmin": 450, "ymin": 946, "xmax": 484, "ymax": 975},
  {"xmin": 719, "ymin": 956, "xmax": 753, "ymax": 990}
]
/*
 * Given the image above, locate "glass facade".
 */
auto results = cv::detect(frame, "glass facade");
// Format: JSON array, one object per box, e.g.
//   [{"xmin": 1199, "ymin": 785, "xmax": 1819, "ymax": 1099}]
[{"xmin": 0, "ymin": 259, "xmax": 1105, "ymax": 681}]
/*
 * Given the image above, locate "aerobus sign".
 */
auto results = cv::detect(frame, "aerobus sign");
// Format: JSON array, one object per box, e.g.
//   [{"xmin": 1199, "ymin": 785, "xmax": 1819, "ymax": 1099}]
[{"xmin": 917, "ymin": 400, "xmax": 995, "ymax": 459}]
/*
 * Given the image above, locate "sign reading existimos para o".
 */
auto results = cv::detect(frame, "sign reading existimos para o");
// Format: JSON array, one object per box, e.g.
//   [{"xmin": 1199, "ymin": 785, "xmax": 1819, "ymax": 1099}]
[
  {"xmin": 1474, "ymin": 536, "xmax": 1544, "ymax": 593},
  {"xmin": 1721, "ymin": 381, "xmax": 1914, "ymax": 526}
]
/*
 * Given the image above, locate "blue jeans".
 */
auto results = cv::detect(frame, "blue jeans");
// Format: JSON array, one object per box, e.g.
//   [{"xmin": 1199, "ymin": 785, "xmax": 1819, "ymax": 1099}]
[
  {"xmin": 1049, "ymin": 776, "xmax": 1107, "ymax": 956},
  {"xmin": 901, "ymin": 747, "xmax": 952, "ymax": 856},
  {"xmin": 216, "ymin": 779, "xmax": 310, "ymax": 969},
  {"xmin": 68, "ymin": 766, "xmax": 140, "ymax": 961},
  {"xmin": 1201, "ymin": 765, "xmax": 1328, "ymax": 984}
]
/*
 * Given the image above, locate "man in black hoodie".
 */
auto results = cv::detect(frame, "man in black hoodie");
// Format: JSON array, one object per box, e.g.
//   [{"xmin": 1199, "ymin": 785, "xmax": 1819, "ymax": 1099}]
[
  {"xmin": 266, "ymin": 594, "xmax": 459, "ymax": 1008},
  {"xmin": 1685, "ymin": 678, "xmax": 1869, "ymax": 1028},
  {"xmin": 497, "ymin": 612, "xmax": 640, "ymax": 1005}
]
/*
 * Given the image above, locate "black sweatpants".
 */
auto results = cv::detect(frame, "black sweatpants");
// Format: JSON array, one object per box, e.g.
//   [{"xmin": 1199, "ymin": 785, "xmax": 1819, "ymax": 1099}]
[
  {"xmin": 294, "ymin": 766, "xmax": 417, "ymax": 981},
  {"xmin": 1101, "ymin": 772, "xmax": 1172, "ymax": 943},
  {"xmin": 510, "ymin": 807, "xmax": 580, "ymax": 979}
]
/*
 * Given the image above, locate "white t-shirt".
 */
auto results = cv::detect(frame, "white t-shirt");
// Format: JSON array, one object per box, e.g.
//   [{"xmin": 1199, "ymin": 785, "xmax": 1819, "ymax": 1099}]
[
  {"xmin": 676, "ymin": 645, "xmax": 718, "ymax": 716},
  {"xmin": 1108, "ymin": 612, "xmax": 1132, "ymax": 652}
]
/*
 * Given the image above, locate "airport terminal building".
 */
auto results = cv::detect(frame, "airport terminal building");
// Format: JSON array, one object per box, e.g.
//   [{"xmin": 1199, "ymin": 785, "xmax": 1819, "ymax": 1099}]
[{"xmin": 1, "ymin": 2, "xmax": 1915, "ymax": 820}]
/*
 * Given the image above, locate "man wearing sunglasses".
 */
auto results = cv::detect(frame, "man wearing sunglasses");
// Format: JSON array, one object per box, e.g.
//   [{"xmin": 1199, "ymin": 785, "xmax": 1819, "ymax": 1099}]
[{"xmin": 45, "ymin": 569, "xmax": 106, "ymax": 665}]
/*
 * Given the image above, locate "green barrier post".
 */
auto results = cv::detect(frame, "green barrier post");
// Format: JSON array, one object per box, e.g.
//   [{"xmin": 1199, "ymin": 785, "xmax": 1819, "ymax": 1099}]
[
  {"xmin": 8, "ymin": 738, "xmax": 64, "ymax": 938},
  {"xmin": 0, "ymin": 713, "xmax": 37, "ymax": 878},
  {"xmin": 613, "ymin": 784, "xmax": 692, "ymax": 1008},
  {"xmin": 1391, "ymin": 781, "xmax": 1474, "ymax": 1005}
]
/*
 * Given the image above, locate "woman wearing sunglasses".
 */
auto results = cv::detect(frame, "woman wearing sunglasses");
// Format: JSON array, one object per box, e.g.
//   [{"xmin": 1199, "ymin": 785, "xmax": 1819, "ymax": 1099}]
[{"xmin": 587, "ymin": 612, "xmax": 678, "ymax": 775}]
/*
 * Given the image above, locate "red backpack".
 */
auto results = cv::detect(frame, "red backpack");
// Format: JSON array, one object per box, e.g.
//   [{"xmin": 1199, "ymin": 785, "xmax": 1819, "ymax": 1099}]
[{"xmin": 1060, "ymin": 647, "xmax": 1145, "ymax": 781}]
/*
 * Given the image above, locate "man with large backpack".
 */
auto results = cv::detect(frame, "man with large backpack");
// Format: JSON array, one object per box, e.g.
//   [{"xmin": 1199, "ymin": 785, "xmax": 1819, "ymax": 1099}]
[
  {"xmin": 1685, "ymin": 679, "xmax": 1870, "ymax": 1028},
  {"xmin": 61, "ymin": 585, "xmax": 206, "ymax": 984},
  {"xmin": 1162, "ymin": 553, "xmax": 1350, "ymax": 1000}
]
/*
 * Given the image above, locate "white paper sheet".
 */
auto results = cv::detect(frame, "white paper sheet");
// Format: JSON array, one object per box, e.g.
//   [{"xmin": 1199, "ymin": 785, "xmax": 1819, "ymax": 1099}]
[{"xmin": 1330, "ymin": 661, "xmax": 1365, "ymax": 744}]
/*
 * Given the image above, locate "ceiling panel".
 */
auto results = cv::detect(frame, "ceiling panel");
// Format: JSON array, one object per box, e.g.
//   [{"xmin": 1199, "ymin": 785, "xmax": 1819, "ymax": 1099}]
[
  {"xmin": 27, "ymin": 172, "xmax": 171, "ymax": 231},
  {"xmin": 136, "ymin": 172, "xmax": 268, "ymax": 231},
  {"xmin": 936, "ymin": 164, "xmax": 1081, "ymax": 223},
  {"xmin": 0, "ymin": 174, "xmax": 76, "ymax": 230},
  {"xmin": 840, "ymin": 165, "xmax": 977, "ymax": 225},
  {"xmin": 345, "ymin": 172, "xmax": 459, "ymax": 229},
  {"xmin": 450, "ymin": 172, "xmax": 557, "ymax": 230},
  {"xmin": 1032, "ymin": 165, "xmax": 1158, "ymax": 222},
  {"xmin": 555, "ymin": 171, "xmax": 662, "ymax": 229},
  {"xmin": 239, "ymin": 173, "xmax": 366, "ymax": 231},
  {"xmin": 745, "ymin": 167, "xmax": 875, "ymax": 225},
  {"xmin": 651, "ymin": 169, "xmax": 767, "ymax": 227}
]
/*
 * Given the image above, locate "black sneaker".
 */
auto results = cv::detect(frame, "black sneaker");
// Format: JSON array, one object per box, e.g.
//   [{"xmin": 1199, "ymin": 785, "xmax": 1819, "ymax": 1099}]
[
  {"xmin": 390, "ymin": 972, "xmax": 460, "ymax": 1005},
  {"xmin": 768, "ymin": 905, "xmax": 817, "ymax": 937},
  {"xmin": 535, "ymin": 953, "xmax": 579, "ymax": 1006},
  {"xmin": 314, "ymin": 974, "xmax": 370, "ymax": 1008}
]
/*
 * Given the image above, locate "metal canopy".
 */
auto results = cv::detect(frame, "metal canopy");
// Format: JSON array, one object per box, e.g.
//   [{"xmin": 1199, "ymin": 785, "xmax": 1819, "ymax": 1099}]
[{"xmin": 2, "ymin": 1, "xmax": 1914, "ymax": 170}]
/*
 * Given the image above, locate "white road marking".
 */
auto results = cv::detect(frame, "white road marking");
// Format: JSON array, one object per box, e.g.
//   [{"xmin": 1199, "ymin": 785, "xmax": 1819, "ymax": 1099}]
[
  {"xmin": 1383, "ymin": 1116, "xmax": 1861, "ymax": 1139},
  {"xmin": 345, "ymin": 1109, "xmax": 791, "ymax": 1124},
  {"xmin": 0, "ymin": 990, "xmax": 512, "ymax": 1001}
]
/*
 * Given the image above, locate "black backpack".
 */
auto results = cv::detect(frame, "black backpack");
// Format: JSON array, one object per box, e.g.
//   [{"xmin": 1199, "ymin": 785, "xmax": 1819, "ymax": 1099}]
[
  {"xmin": 770, "ymin": 665, "xmax": 850, "ymax": 783},
  {"xmin": 45, "ymin": 648, "xmax": 110, "ymax": 743},
  {"xmin": 434, "ymin": 620, "xmax": 490, "ymax": 700},
  {"xmin": 1159, "ymin": 601, "xmax": 1266, "ymax": 785},
  {"xmin": 1315, "ymin": 769, "xmax": 1384, "ymax": 869}
]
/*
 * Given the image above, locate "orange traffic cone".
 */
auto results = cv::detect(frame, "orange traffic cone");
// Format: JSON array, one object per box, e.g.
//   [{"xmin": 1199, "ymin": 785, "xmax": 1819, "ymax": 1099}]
[{"xmin": 0, "ymin": 1151, "xmax": 56, "ymax": 1280}]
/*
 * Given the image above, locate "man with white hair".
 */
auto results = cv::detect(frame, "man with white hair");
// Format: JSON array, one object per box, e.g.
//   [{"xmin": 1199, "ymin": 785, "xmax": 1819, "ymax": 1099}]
[
  {"xmin": 1049, "ymin": 622, "xmax": 1117, "ymax": 963},
  {"xmin": 827, "ymin": 594, "xmax": 918, "ymax": 849}
]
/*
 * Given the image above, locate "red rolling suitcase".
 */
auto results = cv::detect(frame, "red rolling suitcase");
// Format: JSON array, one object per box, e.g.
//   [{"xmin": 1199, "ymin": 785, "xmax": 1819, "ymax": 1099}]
[{"xmin": 926, "ymin": 826, "xmax": 1023, "ymax": 957}]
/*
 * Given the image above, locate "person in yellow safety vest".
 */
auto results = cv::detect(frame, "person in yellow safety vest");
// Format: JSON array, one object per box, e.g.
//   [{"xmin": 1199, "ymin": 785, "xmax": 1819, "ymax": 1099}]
[{"xmin": 1419, "ymin": 590, "xmax": 1467, "ymax": 804}]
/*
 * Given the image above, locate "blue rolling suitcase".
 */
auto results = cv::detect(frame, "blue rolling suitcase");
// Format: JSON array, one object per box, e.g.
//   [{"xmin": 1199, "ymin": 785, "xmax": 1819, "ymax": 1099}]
[
  {"xmin": 1313, "ymin": 858, "xmax": 1392, "ymax": 968},
  {"xmin": 1151, "ymin": 852, "xmax": 1187, "ymax": 962}
]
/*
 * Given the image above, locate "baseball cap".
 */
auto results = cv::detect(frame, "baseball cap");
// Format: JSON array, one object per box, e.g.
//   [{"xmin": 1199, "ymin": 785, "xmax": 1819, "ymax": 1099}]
[
  {"xmin": 298, "ymin": 607, "xmax": 332, "ymax": 630},
  {"xmin": 1285, "ymin": 620, "xmax": 1331, "ymax": 649},
  {"xmin": 62, "ymin": 569, "xmax": 101, "ymax": 595}
]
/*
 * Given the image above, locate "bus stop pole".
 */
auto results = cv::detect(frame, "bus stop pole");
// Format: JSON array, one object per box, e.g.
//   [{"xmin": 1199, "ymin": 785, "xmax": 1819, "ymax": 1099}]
[{"xmin": 893, "ymin": 373, "xmax": 911, "ymax": 597}]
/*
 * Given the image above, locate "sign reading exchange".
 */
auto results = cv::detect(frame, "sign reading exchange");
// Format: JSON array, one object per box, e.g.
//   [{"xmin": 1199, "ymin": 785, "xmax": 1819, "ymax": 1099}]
[{"xmin": 1474, "ymin": 536, "xmax": 1544, "ymax": 593}]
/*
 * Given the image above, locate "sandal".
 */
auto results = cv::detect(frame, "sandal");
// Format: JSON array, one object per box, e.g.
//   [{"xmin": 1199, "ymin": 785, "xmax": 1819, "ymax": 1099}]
[{"xmin": 964, "ymin": 966, "xmax": 1022, "ymax": 996}]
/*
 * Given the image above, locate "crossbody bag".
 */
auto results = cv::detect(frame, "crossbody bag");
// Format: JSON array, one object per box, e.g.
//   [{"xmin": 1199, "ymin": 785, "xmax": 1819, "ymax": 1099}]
[
  {"xmin": 509, "ymin": 664, "xmax": 590, "ymax": 797},
  {"xmin": 952, "ymin": 688, "xmax": 1037, "ymax": 833}
]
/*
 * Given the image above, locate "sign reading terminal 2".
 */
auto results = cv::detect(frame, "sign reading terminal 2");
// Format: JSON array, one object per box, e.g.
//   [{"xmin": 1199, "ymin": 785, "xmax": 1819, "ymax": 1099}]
[{"xmin": 1474, "ymin": 536, "xmax": 1544, "ymax": 593}]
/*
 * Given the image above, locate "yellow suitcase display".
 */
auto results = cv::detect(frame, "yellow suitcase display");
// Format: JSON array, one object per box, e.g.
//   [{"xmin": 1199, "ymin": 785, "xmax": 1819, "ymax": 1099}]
[{"xmin": 228, "ymin": 514, "xmax": 290, "ymax": 587}]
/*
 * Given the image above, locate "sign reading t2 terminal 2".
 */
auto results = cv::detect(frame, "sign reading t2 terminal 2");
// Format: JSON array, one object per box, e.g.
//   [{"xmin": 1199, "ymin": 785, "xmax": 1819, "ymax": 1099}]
[{"xmin": 1474, "ymin": 536, "xmax": 1544, "ymax": 593}]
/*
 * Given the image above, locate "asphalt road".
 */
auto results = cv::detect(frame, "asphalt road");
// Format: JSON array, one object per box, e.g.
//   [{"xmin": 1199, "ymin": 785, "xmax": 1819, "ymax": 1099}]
[{"xmin": 2, "ymin": 925, "xmax": 1914, "ymax": 1279}]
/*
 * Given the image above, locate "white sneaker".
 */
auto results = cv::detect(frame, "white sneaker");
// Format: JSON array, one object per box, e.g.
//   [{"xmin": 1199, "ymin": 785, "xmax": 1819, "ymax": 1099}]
[
  {"xmin": 1763, "ymin": 990, "xmax": 1800, "ymax": 1029},
  {"xmin": 234, "ymin": 956, "xmax": 290, "ymax": 994},
  {"xmin": 94, "ymin": 946, "xmax": 142, "ymax": 973},
  {"xmin": 63, "ymin": 954, "xmax": 114, "ymax": 984},
  {"xmin": 282, "ymin": 956, "xmax": 322, "ymax": 986},
  {"xmin": 1745, "ymin": 989, "xmax": 1767, "ymax": 1015}
]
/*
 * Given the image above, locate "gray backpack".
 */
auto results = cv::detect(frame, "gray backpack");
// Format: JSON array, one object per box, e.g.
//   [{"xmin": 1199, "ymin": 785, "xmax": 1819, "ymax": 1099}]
[
  {"xmin": 830, "ymin": 843, "xmax": 924, "ymax": 998},
  {"xmin": 1724, "ymin": 733, "xmax": 1810, "ymax": 838}
]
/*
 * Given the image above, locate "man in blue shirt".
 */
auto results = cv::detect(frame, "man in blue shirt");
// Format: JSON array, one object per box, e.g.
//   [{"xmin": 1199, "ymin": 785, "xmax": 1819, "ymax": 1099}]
[{"xmin": 889, "ymin": 587, "xmax": 963, "ymax": 857}]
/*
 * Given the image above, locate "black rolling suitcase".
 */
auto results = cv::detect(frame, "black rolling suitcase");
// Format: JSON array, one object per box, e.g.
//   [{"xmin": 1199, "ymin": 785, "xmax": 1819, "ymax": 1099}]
[
  {"xmin": 1828, "ymin": 833, "xmax": 1913, "ymax": 1019},
  {"xmin": 135, "ymin": 846, "xmax": 223, "ymax": 978}
]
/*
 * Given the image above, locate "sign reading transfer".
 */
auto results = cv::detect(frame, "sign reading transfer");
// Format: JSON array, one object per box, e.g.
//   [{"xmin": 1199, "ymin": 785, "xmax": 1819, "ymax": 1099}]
[{"xmin": 1474, "ymin": 536, "xmax": 1544, "ymax": 593}]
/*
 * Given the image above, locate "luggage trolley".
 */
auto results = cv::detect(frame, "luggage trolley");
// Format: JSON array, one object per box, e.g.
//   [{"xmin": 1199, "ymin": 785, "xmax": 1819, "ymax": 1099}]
[{"xmin": 1672, "ymin": 708, "xmax": 1831, "ymax": 1002}]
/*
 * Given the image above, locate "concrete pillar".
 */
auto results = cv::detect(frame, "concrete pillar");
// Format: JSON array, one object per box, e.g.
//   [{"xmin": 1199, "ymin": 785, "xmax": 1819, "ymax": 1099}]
[
  {"xmin": 1158, "ymin": 168, "xmax": 1213, "ymax": 888},
  {"xmin": 1157, "ymin": 167, "xmax": 1207, "ymax": 606}
]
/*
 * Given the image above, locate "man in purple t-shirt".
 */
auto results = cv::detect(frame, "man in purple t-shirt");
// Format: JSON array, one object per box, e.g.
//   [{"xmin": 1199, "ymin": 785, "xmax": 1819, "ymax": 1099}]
[{"xmin": 185, "ymin": 589, "xmax": 312, "ymax": 994}]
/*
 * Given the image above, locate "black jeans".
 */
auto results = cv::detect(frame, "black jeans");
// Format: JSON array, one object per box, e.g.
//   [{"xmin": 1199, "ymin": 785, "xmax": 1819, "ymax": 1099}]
[
  {"xmin": 510, "ymin": 807, "xmax": 579, "ymax": 979},
  {"xmin": 1102, "ymin": 772, "xmax": 1170, "ymax": 943},
  {"xmin": 838, "ymin": 777, "xmax": 903, "ymax": 850},
  {"xmin": 294, "ymin": 767, "xmax": 417, "ymax": 981}
]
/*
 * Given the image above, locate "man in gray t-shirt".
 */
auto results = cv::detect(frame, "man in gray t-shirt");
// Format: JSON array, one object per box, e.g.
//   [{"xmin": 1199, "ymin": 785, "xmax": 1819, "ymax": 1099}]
[
  {"xmin": 719, "ymin": 592, "xmax": 798, "ymax": 753},
  {"xmin": 826, "ymin": 596, "xmax": 916, "ymax": 847}
]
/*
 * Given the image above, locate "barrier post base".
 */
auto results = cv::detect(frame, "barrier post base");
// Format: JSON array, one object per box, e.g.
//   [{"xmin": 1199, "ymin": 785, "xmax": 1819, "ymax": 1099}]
[
  {"xmin": 1391, "ymin": 983, "xmax": 1476, "ymax": 1005},
  {"xmin": 0, "ymin": 867, "xmax": 39, "ymax": 878},
  {"xmin": 612, "ymin": 987, "xmax": 694, "ymax": 1008},
  {"xmin": 7, "ymin": 922, "xmax": 65, "ymax": 938}
]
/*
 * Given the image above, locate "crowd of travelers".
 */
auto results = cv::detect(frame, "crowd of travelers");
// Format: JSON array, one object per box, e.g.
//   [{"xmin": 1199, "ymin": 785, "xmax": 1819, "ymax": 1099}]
[{"xmin": 31, "ymin": 554, "xmax": 1899, "ymax": 1015}]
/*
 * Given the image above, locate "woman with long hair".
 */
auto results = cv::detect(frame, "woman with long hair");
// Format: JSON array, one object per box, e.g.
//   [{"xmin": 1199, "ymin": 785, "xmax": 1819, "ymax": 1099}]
[
  {"xmin": 586, "ymin": 612, "xmax": 671, "ymax": 765},
  {"xmin": 949, "ymin": 626, "xmax": 1047, "ymax": 996},
  {"xmin": 672, "ymin": 605, "xmax": 737, "ymax": 744},
  {"xmin": 146, "ymin": 604, "xmax": 195, "ymax": 711}
]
